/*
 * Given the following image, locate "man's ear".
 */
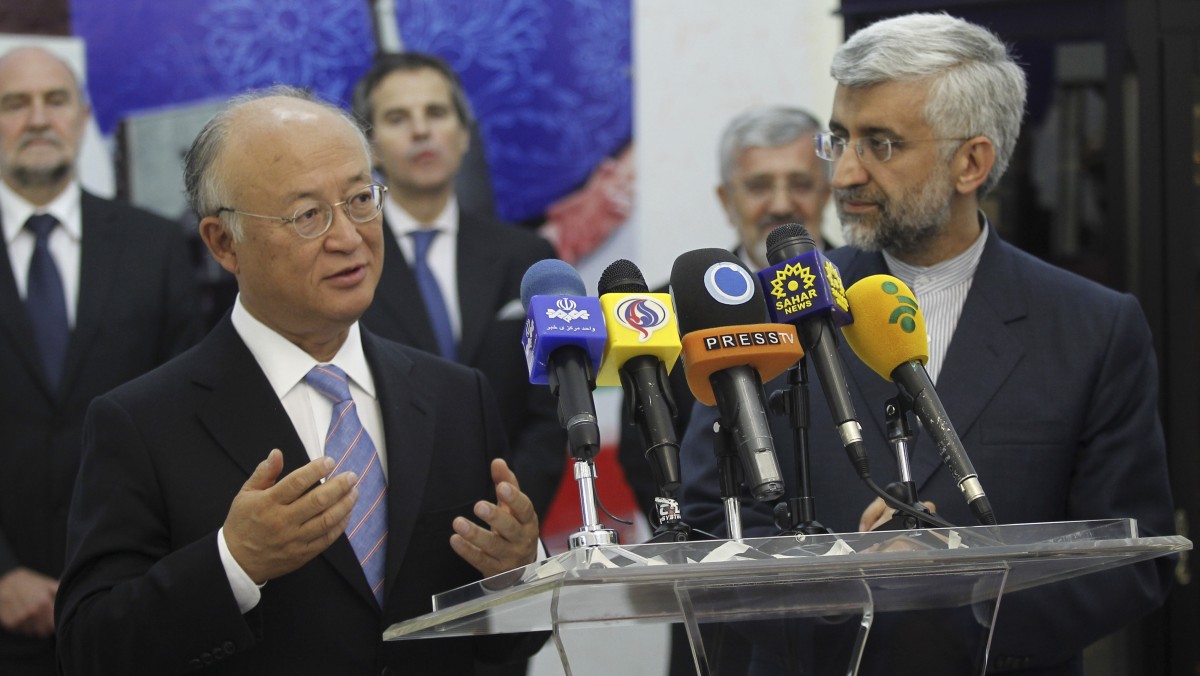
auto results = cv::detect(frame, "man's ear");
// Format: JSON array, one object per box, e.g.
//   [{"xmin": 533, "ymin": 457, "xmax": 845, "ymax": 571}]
[
  {"xmin": 716, "ymin": 183, "xmax": 734, "ymax": 223},
  {"xmin": 368, "ymin": 133, "xmax": 383, "ymax": 169},
  {"xmin": 954, "ymin": 136, "xmax": 996, "ymax": 195},
  {"xmin": 199, "ymin": 216, "xmax": 239, "ymax": 276}
]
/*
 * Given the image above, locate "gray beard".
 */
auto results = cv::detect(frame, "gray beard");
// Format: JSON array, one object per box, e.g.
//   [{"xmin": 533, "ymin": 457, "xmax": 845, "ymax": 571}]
[
  {"xmin": 13, "ymin": 162, "xmax": 72, "ymax": 189},
  {"xmin": 837, "ymin": 173, "xmax": 953, "ymax": 257}
]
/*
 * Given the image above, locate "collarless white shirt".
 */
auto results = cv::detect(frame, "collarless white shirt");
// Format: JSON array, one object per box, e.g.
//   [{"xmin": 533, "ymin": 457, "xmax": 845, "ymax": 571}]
[
  {"xmin": 220, "ymin": 295, "xmax": 387, "ymax": 612},
  {"xmin": 382, "ymin": 195, "xmax": 462, "ymax": 342},
  {"xmin": 882, "ymin": 217, "xmax": 988, "ymax": 384},
  {"xmin": 1, "ymin": 179, "xmax": 83, "ymax": 326}
]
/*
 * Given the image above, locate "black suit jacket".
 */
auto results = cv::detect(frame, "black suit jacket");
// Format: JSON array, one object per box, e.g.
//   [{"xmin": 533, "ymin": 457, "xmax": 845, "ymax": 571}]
[
  {"xmin": 0, "ymin": 191, "xmax": 201, "ymax": 664},
  {"xmin": 56, "ymin": 318, "xmax": 541, "ymax": 675},
  {"xmin": 679, "ymin": 225, "xmax": 1175, "ymax": 674},
  {"xmin": 361, "ymin": 212, "xmax": 565, "ymax": 517}
]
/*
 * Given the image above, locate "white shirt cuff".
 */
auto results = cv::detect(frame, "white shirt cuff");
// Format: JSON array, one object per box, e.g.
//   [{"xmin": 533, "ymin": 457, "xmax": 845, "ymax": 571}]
[{"xmin": 218, "ymin": 526, "xmax": 263, "ymax": 614}]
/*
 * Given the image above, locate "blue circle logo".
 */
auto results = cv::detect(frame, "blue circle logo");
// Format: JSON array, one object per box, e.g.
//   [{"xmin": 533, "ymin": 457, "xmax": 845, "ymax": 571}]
[{"xmin": 703, "ymin": 262, "xmax": 755, "ymax": 305}]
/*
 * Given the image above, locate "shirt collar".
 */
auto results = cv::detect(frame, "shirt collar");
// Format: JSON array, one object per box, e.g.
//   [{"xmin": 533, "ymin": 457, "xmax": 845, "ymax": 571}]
[
  {"xmin": 1, "ymin": 179, "xmax": 82, "ymax": 245},
  {"xmin": 383, "ymin": 193, "xmax": 459, "ymax": 239},
  {"xmin": 230, "ymin": 295, "xmax": 376, "ymax": 400},
  {"xmin": 883, "ymin": 214, "xmax": 989, "ymax": 293}
]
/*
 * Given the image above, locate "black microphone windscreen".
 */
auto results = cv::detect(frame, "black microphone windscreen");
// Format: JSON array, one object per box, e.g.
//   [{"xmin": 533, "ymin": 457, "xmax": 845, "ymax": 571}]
[
  {"xmin": 598, "ymin": 259, "xmax": 649, "ymax": 295},
  {"xmin": 765, "ymin": 222, "xmax": 816, "ymax": 265},
  {"xmin": 669, "ymin": 248, "xmax": 767, "ymax": 334},
  {"xmin": 520, "ymin": 259, "xmax": 587, "ymax": 310}
]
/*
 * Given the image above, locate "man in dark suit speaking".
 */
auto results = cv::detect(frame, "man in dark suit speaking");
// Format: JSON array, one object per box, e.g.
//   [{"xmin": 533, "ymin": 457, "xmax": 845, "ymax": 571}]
[
  {"xmin": 55, "ymin": 87, "xmax": 542, "ymax": 675},
  {"xmin": 0, "ymin": 46, "xmax": 200, "ymax": 676}
]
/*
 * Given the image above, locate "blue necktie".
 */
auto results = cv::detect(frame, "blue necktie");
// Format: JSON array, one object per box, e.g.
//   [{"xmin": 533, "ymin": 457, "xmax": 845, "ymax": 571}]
[
  {"xmin": 409, "ymin": 229, "xmax": 457, "ymax": 361},
  {"xmin": 305, "ymin": 364, "xmax": 388, "ymax": 607},
  {"xmin": 24, "ymin": 214, "xmax": 69, "ymax": 389}
]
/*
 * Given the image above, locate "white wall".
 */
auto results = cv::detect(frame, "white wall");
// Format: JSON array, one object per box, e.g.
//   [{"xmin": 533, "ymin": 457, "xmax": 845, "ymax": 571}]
[{"xmin": 631, "ymin": 0, "xmax": 843, "ymax": 288}]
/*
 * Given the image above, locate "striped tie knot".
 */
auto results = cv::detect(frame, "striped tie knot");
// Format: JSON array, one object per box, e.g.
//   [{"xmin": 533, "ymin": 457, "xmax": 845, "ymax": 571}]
[{"xmin": 305, "ymin": 363, "xmax": 353, "ymax": 403}]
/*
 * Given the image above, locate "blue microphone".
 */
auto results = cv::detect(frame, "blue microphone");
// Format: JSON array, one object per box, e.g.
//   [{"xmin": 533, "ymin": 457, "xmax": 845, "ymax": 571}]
[
  {"xmin": 757, "ymin": 240, "xmax": 852, "ymax": 329},
  {"xmin": 520, "ymin": 259, "xmax": 607, "ymax": 460},
  {"xmin": 762, "ymin": 223, "xmax": 868, "ymax": 479}
]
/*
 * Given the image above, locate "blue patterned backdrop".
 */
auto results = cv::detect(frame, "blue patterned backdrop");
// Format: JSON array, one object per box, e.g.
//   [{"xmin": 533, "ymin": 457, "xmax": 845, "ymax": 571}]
[{"xmin": 71, "ymin": 0, "xmax": 632, "ymax": 223}]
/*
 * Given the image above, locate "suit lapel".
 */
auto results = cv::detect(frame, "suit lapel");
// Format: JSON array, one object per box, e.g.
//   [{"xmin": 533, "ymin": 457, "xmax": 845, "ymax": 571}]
[
  {"xmin": 361, "ymin": 331, "xmax": 435, "ymax": 598},
  {"xmin": 0, "ymin": 216, "xmax": 50, "ymax": 395},
  {"xmin": 455, "ymin": 213, "xmax": 505, "ymax": 365},
  {"xmin": 59, "ymin": 192, "xmax": 125, "ymax": 397},
  {"xmin": 374, "ymin": 223, "xmax": 440, "ymax": 353},
  {"xmin": 910, "ymin": 227, "xmax": 1026, "ymax": 488},
  {"xmin": 194, "ymin": 319, "xmax": 378, "ymax": 609},
  {"xmin": 829, "ymin": 231, "xmax": 1028, "ymax": 489}
]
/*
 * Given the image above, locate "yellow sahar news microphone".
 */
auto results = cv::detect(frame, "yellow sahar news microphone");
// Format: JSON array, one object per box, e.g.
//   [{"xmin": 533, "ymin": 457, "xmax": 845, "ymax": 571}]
[{"xmin": 842, "ymin": 275, "xmax": 996, "ymax": 526}]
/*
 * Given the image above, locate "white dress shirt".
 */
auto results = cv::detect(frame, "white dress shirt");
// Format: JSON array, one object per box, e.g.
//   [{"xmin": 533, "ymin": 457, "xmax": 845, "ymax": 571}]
[
  {"xmin": 218, "ymin": 296, "xmax": 387, "ymax": 612},
  {"xmin": 1, "ymin": 179, "xmax": 83, "ymax": 326},
  {"xmin": 882, "ymin": 219, "xmax": 988, "ymax": 384},
  {"xmin": 382, "ymin": 194, "xmax": 462, "ymax": 341}
]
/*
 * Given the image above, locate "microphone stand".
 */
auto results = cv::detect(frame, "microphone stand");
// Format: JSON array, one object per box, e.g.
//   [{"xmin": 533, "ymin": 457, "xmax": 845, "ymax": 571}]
[
  {"xmin": 876, "ymin": 395, "xmax": 938, "ymax": 531},
  {"xmin": 567, "ymin": 458, "xmax": 620, "ymax": 548},
  {"xmin": 712, "ymin": 421, "xmax": 745, "ymax": 541},
  {"xmin": 645, "ymin": 497, "xmax": 716, "ymax": 543},
  {"xmin": 551, "ymin": 352, "xmax": 620, "ymax": 550},
  {"xmin": 618, "ymin": 359, "xmax": 706, "ymax": 543},
  {"xmin": 769, "ymin": 359, "xmax": 830, "ymax": 535}
]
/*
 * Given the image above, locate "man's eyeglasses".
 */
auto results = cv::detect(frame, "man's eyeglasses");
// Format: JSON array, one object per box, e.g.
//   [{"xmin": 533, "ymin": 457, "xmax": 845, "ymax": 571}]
[
  {"xmin": 216, "ymin": 183, "xmax": 389, "ymax": 239},
  {"xmin": 813, "ymin": 132, "xmax": 969, "ymax": 164}
]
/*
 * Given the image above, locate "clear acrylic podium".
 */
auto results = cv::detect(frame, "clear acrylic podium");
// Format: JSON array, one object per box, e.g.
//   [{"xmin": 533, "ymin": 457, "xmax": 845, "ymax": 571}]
[{"xmin": 383, "ymin": 519, "xmax": 1189, "ymax": 675}]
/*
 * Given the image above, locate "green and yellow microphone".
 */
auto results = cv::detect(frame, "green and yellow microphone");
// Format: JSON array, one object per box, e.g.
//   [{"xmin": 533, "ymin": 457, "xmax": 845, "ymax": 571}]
[{"xmin": 843, "ymin": 275, "xmax": 996, "ymax": 526}]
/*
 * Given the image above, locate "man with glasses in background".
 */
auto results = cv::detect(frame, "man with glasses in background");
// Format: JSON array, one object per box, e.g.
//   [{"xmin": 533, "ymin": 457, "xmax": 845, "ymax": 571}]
[
  {"xmin": 55, "ymin": 87, "xmax": 545, "ymax": 675},
  {"xmin": 679, "ymin": 13, "xmax": 1174, "ymax": 674},
  {"xmin": 618, "ymin": 105, "xmax": 831, "ymax": 522}
]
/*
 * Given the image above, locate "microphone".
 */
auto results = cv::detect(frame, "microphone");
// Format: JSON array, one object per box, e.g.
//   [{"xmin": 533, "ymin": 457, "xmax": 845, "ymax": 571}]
[
  {"xmin": 596, "ymin": 259, "xmax": 683, "ymax": 496},
  {"xmin": 520, "ymin": 259, "xmax": 607, "ymax": 460},
  {"xmin": 761, "ymin": 223, "xmax": 869, "ymax": 478},
  {"xmin": 842, "ymin": 274, "xmax": 997, "ymax": 526},
  {"xmin": 670, "ymin": 249, "xmax": 803, "ymax": 502}
]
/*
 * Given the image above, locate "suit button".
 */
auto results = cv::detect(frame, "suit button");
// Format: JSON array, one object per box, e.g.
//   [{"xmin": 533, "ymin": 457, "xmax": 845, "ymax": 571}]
[
  {"xmin": 223, "ymin": 640, "xmax": 235, "ymax": 654},
  {"xmin": 200, "ymin": 652, "xmax": 213, "ymax": 665}
]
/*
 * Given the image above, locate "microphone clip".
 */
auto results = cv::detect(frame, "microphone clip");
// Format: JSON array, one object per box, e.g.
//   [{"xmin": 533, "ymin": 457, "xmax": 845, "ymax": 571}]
[{"xmin": 877, "ymin": 395, "xmax": 940, "ymax": 531}]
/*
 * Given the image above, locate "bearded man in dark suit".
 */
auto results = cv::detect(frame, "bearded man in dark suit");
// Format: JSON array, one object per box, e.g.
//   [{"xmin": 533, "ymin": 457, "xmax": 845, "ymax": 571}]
[{"xmin": 0, "ymin": 45, "xmax": 201, "ymax": 676}]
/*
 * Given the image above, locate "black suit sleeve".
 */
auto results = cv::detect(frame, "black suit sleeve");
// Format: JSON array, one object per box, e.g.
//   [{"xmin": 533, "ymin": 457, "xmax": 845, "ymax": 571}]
[{"xmin": 56, "ymin": 395, "xmax": 255, "ymax": 676}]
